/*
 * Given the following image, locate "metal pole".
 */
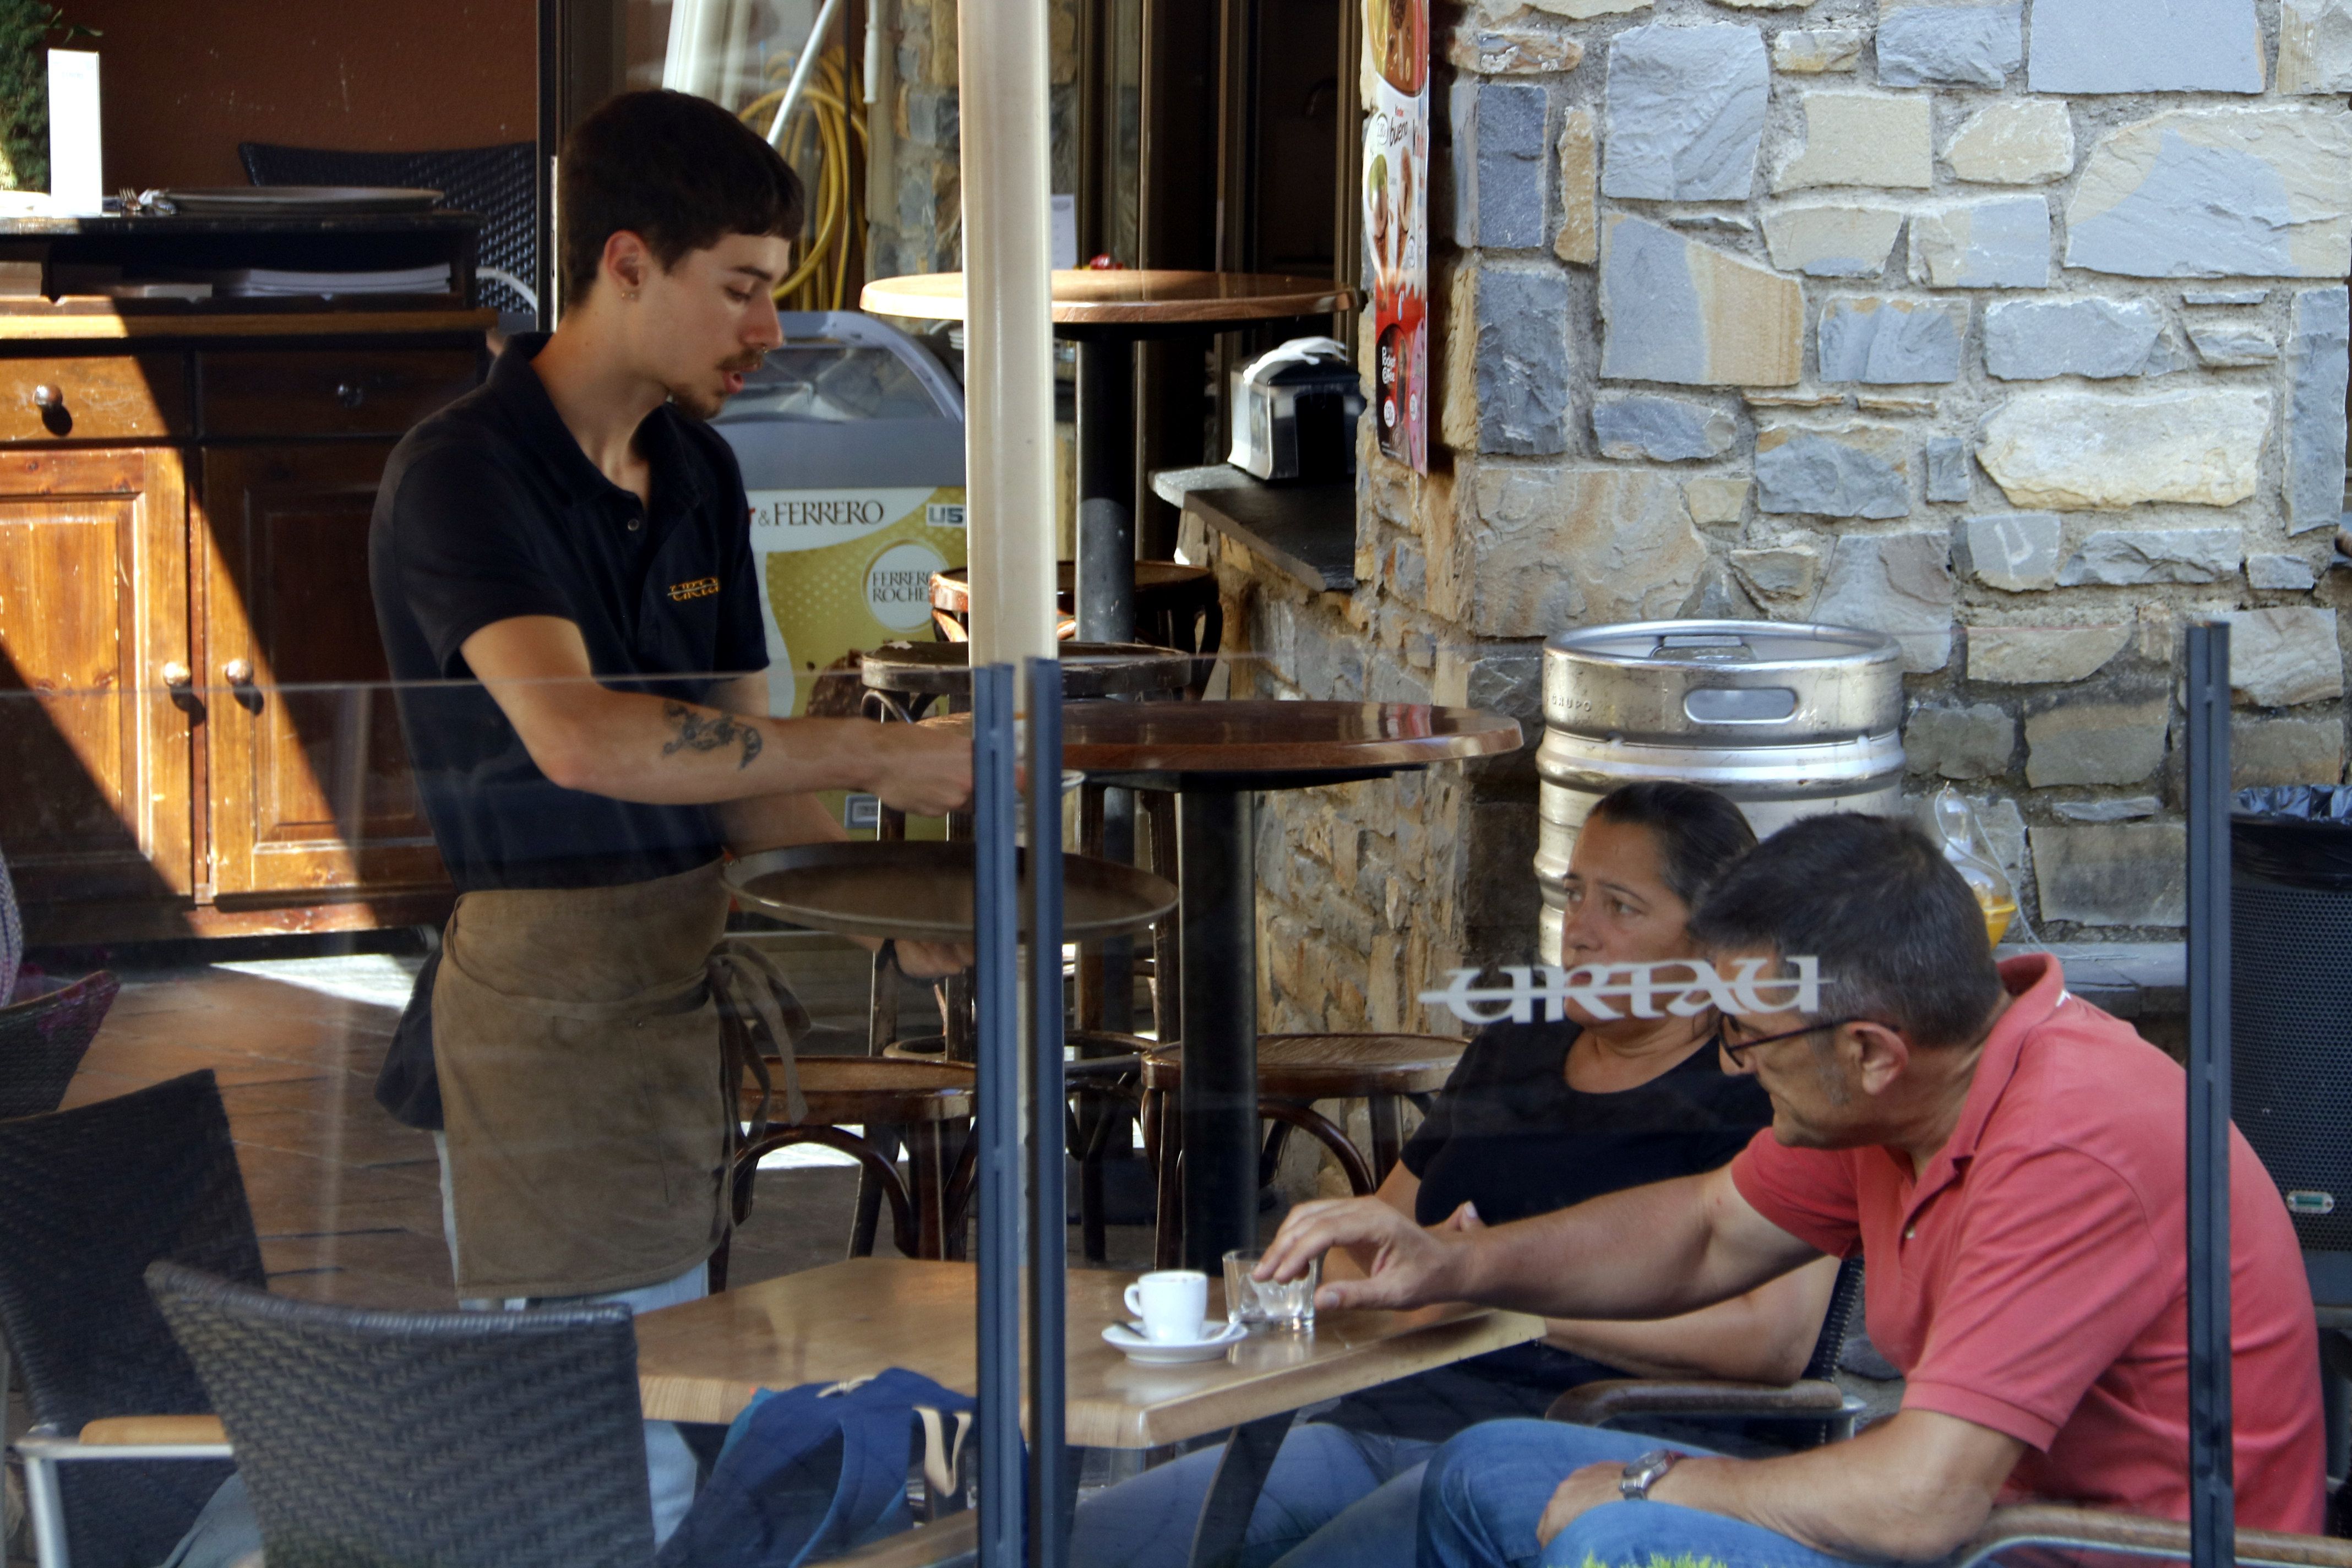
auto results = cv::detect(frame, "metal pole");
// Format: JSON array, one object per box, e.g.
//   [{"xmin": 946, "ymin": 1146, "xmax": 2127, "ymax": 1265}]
[
  {"xmin": 1178, "ymin": 787, "xmax": 1260, "ymax": 1271},
  {"xmin": 2184, "ymin": 619, "xmax": 2235, "ymax": 1568},
  {"xmin": 957, "ymin": 0, "xmax": 1061, "ymax": 668},
  {"xmin": 1074, "ymin": 335, "xmax": 1139, "ymax": 1039},
  {"xmin": 1075, "ymin": 335, "xmax": 1137, "ymax": 646},
  {"xmin": 974, "ymin": 663, "xmax": 1023, "ymax": 1568},
  {"xmin": 1025, "ymin": 658, "xmax": 1070, "ymax": 1568},
  {"xmin": 765, "ymin": 0, "xmax": 846, "ymax": 146}
]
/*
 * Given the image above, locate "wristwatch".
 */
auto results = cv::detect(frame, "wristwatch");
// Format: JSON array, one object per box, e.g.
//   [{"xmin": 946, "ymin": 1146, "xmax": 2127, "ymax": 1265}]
[{"xmin": 1618, "ymin": 1448, "xmax": 1687, "ymax": 1502}]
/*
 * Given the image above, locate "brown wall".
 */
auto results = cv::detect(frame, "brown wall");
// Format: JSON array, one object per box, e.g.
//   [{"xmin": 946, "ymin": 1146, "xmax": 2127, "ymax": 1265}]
[{"xmin": 66, "ymin": 0, "xmax": 536, "ymax": 191}]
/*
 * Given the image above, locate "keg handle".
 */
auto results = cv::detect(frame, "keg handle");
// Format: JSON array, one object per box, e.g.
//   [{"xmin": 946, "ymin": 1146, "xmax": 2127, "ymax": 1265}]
[
  {"xmin": 1653, "ymin": 633, "xmax": 1754, "ymax": 662},
  {"xmin": 1684, "ymin": 688, "xmax": 1800, "ymax": 724}
]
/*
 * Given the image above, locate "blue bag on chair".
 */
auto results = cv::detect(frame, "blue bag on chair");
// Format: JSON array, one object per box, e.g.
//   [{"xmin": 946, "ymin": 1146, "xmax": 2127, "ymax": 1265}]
[{"xmin": 657, "ymin": 1366, "xmax": 977, "ymax": 1568}]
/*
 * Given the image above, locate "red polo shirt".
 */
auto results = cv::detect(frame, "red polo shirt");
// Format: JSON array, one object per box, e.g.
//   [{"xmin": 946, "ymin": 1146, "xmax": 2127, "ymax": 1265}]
[{"xmin": 1730, "ymin": 954, "xmax": 2324, "ymax": 1532}]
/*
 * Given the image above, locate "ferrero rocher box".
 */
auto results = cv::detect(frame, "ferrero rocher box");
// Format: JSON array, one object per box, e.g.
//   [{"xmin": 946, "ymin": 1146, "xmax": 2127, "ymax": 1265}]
[
  {"xmin": 748, "ymin": 484, "xmax": 967, "ymax": 718},
  {"xmin": 712, "ymin": 312, "xmax": 970, "ymax": 838}
]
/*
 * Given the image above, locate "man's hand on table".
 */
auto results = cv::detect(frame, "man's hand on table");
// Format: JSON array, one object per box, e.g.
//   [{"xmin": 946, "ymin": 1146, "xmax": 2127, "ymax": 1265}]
[{"xmin": 1254, "ymin": 1195, "xmax": 1476, "ymax": 1313}]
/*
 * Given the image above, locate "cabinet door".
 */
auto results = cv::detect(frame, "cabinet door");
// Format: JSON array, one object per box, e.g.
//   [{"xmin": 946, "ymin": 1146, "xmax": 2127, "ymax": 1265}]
[
  {"xmin": 0, "ymin": 447, "xmax": 194, "ymax": 907},
  {"xmin": 199, "ymin": 443, "xmax": 446, "ymax": 900}
]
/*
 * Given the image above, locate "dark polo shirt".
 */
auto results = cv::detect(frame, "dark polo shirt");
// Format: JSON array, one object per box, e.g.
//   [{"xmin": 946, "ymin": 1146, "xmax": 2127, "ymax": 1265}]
[{"xmin": 369, "ymin": 332, "xmax": 768, "ymax": 1126}]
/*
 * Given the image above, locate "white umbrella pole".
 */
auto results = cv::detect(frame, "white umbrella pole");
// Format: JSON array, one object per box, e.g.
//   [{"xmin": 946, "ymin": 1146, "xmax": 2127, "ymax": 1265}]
[{"xmin": 956, "ymin": 0, "xmax": 1060, "ymax": 676}]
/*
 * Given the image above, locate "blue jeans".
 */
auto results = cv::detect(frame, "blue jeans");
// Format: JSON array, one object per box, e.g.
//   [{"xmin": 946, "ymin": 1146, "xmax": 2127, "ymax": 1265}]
[
  {"xmin": 1419, "ymin": 1421, "xmax": 1863, "ymax": 1568},
  {"xmin": 1071, "ymin": 1424, "xmax": 1438, "ymax": 1568},
  {"xmin": 435, "ymin": 1131, "xmax": 704, "ymax": 1546}
]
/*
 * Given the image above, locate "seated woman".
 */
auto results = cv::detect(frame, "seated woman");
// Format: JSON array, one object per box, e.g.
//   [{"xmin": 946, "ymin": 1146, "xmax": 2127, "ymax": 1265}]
[{"xmin": 1069, "ymin": 782, "xmax": 1841, "ymax": 1568}]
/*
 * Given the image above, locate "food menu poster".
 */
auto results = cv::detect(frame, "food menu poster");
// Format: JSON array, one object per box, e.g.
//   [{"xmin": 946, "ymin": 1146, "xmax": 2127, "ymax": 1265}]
[{"xmin": 1364, "ymin": 0, "xmax": 1428, "ymax": 472}]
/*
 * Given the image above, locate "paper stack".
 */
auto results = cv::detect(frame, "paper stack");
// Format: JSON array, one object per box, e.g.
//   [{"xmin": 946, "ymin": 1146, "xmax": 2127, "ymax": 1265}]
[{"xmin": 209, "ymin": 264, "xmax": 453, "ymax": 297}]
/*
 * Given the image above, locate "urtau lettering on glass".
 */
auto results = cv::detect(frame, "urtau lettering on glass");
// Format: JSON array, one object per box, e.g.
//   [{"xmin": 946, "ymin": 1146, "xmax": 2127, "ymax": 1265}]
[{"xmin": 1419, "ymin": 957, "xmax": 1823, "ymax": 1026}]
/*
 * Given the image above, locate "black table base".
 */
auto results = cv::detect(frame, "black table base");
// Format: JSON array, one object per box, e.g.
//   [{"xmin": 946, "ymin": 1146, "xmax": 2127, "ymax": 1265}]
[{"xmin": 1178, "ymin": 786, "xmax": 1261, "ymax": 1271}]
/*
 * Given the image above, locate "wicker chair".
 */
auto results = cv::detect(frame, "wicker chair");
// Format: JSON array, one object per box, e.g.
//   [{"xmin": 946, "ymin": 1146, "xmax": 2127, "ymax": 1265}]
[
  {"xmin": 237, "ymin": 140, "xmax": 537, "ymax": 319},
  {"xmin": 145, "ymin": 1261, "xmax": 655, "ymax": 1568},
  {"xmin": 1, "ymin": 1070, "xmax": 262, "ymax": 1568},
  {"xmin": 0, "ymin": 970, "xmax": 119, "ymax": 1120},
  {"xmin": 1543, "ymin": 1254, "xmax": 1870, "ymax": 1447}
]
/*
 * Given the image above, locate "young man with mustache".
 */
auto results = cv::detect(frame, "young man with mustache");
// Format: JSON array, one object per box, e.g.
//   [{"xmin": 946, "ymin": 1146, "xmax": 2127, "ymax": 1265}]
[{"xmin": 367, "ymin": 89, "xmax": 971, "ymax": 1540}]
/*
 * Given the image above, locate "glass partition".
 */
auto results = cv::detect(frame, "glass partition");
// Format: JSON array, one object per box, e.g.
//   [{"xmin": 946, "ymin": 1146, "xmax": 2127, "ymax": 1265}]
[{"xmin": 0, "ymin": 655, "xmax": 2317, "ymax": 1567}]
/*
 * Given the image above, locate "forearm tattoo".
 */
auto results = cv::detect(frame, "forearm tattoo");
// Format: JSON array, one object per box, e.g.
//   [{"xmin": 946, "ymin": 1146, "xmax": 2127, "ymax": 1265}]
[{"xmin": 661, "ymin": 701, "xmax": 764, "ymax": 770}]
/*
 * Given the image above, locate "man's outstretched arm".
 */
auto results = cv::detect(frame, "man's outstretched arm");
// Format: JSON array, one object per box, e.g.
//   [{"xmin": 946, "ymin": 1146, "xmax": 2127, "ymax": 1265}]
[
  {"xmin": 460, "ymin": 616, "xmax": 969, "ymax": 817},
  {"xmin": 1257, "ymin": 1161, "xmax": 1821, "ymax": 1322},
  {"xmin": 1545, "ymin": 1408, "xmax": 2026, "ymax": 1563}
]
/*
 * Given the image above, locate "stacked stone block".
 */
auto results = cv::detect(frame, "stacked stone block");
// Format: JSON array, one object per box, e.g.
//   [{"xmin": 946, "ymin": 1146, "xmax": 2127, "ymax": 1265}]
[
  {"xmin": 864, "ymin": 0, "xmax": 1082, "ymax": 278},
  {"xmin": 1215, "ymin": 0, "xmax": 2352, "ymax": 1035}
]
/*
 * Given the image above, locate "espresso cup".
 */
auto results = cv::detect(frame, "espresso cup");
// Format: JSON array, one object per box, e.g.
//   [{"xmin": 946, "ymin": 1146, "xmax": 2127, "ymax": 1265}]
[{"xmin": 1123, "ymin": 1269, "xmax": 1210, "ymax": 1343}]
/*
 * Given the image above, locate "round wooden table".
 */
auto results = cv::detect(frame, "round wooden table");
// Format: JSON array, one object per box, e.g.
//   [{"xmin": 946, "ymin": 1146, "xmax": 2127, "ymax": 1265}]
[
  {"xmin": 862, "ymin": 269, "xmax": 1356, "ymax": 644},
  {"xmin": 1065, "ymin": 699, "xmax": 1519, "ymax": 1268}
]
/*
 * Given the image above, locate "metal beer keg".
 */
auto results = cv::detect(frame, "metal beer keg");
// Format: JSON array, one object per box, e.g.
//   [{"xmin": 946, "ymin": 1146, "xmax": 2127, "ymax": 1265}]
[{"xmin": 1537, "ymin": 620, "xmax": 1906, "ymax": 965}]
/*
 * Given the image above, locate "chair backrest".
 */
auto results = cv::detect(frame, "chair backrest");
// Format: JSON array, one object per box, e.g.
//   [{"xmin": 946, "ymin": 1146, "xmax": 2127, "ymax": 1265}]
[
  {"xmin": 149, "ymin": 1261, "xmax": 656, "ymax": 1568},
  {"xmin": 0, "ymin": 1070, "xmax": 262, "ymax": 1566},
  {"xmin": 0, "ymin": 968, "xmax": 119, "ymax": 1119},
  {"xmin": 1801, "ymin": 1254, "xmax": 1868, "ymax": 1382},
  {"xmin": 237, "ymin": 140, "xmax": 537, "ymax": 318},
  {"xmin": 0, "ymin": 843, "xmax": 20, "ymax": 1001}
]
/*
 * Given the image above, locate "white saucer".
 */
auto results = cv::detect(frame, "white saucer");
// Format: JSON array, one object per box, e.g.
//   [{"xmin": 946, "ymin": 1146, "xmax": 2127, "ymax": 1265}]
[{"xmin": 1102, "ymin": 1320, "xmax": 1248, "ymax": 1364}]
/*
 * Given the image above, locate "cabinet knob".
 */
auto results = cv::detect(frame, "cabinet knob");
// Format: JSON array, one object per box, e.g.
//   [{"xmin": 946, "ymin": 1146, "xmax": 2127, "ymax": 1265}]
[
  {"xmin": 30, "ymin": 384, "xmax": 61, "ymax": 409},
  {"xmin": 161, "ymin": 661, "xmax": 192, "ymax": 689},
  {"xmin": 222, "ymin": 659, "xmax": 254, "ymax": 686},
  {"xmin": 334, "ymin": 381, "xmax": 366, "ymax": 409}
]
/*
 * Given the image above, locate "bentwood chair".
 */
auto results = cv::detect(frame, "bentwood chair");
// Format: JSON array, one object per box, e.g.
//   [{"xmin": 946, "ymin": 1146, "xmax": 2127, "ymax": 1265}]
[
  {"xmin": 2, "ymin": 1071, "xmax": 260, "ymax": 1568},
  {"xmin": 145, "ymin": 1261, "xmax": 655, "ymax": 1568},
  {"xmin": 1141, "ymin": 1034, "xmax": 1467, "ymax": 1270},
  {"xmin": 1544, "ymin": 1254, "xmax": 1870, "ymax": 1448}
]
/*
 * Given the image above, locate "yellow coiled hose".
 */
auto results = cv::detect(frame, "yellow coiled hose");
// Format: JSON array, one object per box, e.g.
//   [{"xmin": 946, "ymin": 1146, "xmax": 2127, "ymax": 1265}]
[{"xmin": 739, "ymin": 48, "xmax": 869, "ymax": 313}]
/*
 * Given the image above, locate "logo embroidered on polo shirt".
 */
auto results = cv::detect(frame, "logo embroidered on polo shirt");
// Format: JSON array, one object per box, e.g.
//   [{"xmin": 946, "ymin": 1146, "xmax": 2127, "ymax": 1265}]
[{"xmin": 667, "ymin": 576, "xmax": 721, "ymax": 602}]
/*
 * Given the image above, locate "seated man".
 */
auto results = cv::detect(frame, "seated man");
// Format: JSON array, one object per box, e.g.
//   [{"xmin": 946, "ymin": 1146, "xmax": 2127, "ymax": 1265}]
[{"xmin": 1256, "ymin": 813, "xmax": 2325, "ymax": 1568}]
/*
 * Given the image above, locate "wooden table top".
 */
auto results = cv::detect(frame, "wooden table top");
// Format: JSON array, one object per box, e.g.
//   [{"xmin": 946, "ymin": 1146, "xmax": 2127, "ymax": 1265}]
[
  {"xmin": 859, "ymin": 639, "xmax": 1193, "ymax": 699},
  {"xmin": 862, "ymin": 270, "xmax": 1356, "ymax": 328},
  {"xmin": 929, "ymin": 560, "xmax": 1216, "ymax": 614},
  {"xmin": 921, "ymin": 700, "xmax": 1521, "ymax": 781},
  {"xmin": 727, "ymin": 841, "xmax": 1175, "ymax": 944},
  {"xmin": 633, "ymin": 1257, "xmax": 1543, "ymax": 1446},
  {"xmin": 1143, "ymin": 1033, "xmax": 1468, "ymax": 1097},
  {"xmin": 1060, "ymin": 700, "xmax": 1522, "ymax": 777}
]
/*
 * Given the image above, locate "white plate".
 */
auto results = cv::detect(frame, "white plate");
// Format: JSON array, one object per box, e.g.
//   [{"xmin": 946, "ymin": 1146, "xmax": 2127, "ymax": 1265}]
[{"xmin": 1101, "ymin": 1320, "xmax": 1248, "ymax": 1365}]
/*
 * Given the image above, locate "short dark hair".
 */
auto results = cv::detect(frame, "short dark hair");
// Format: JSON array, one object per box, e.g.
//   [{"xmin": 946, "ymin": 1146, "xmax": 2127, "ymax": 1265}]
[
  {"xmin": 1584, "ymin": 782, "xmax": 1758, "ymax": 909},
  {"xmin": 558, "ymin": 90, "xmax": 806, "ymax": 302},
  {"xmin": 1687, "ymin": 813, "xmax": 2003, "ymax": 1049}
]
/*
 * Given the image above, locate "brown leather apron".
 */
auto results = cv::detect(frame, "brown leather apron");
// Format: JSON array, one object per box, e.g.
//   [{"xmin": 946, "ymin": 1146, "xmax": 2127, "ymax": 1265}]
[{"xmin": 432, "ymin": 859, "xmax": 807, "ymax": 1300}]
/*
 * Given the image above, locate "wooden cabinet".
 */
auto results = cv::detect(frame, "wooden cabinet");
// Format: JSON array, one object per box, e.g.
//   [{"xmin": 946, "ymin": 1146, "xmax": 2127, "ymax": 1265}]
[
  {"xmin": 0, "ymin": 307, "xmax": 489, "ymax": 943},
  {"xmin": 199, "ymin": 442, "xmax": 445, "ymax": 903},
  {"xmin": 0, "ymin": 447, "xmax": 192, "ymax": 912}
]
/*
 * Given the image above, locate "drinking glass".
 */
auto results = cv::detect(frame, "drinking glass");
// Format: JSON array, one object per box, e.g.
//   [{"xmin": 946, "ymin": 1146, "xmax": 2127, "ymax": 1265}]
[{"xmin": 1224, "ymin": 1249, "xmax": 1318, "ymax": 1329}]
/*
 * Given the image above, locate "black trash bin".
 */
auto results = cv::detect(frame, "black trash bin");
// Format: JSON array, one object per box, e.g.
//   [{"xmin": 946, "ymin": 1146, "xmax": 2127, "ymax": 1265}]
[{"xmin": 2232, "ymin": 786, "xmax": 2352, "ymax": 1308}]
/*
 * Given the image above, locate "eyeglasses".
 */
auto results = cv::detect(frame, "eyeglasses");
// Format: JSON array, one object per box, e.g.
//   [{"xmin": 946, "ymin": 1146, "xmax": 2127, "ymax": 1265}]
[{"xmin": 1717, "ymin": 1016, "xmax": 1869, "ymax": 1068}]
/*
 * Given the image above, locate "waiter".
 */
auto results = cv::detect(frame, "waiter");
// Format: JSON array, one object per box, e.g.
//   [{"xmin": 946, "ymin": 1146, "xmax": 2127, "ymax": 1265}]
[{"xmin": 369, "ymin": 89, "xmax": 970, "ymax": 1538}]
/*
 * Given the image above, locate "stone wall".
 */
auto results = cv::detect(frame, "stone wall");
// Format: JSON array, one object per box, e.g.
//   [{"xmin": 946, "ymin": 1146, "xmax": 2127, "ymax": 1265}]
[
  {"xmin": 864, "ymin": 0, "xmax": 1083, "ymax": 278},
  {"xmin": 1215, "ymin": 0, "xmax": 2352, "ymax": 1036}
]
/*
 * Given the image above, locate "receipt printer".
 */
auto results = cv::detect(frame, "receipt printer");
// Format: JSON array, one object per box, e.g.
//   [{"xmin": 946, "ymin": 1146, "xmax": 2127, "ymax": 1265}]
[{"xmin": 1227, "ymin": 336, "xmax": 1365, "ymax": 483}]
